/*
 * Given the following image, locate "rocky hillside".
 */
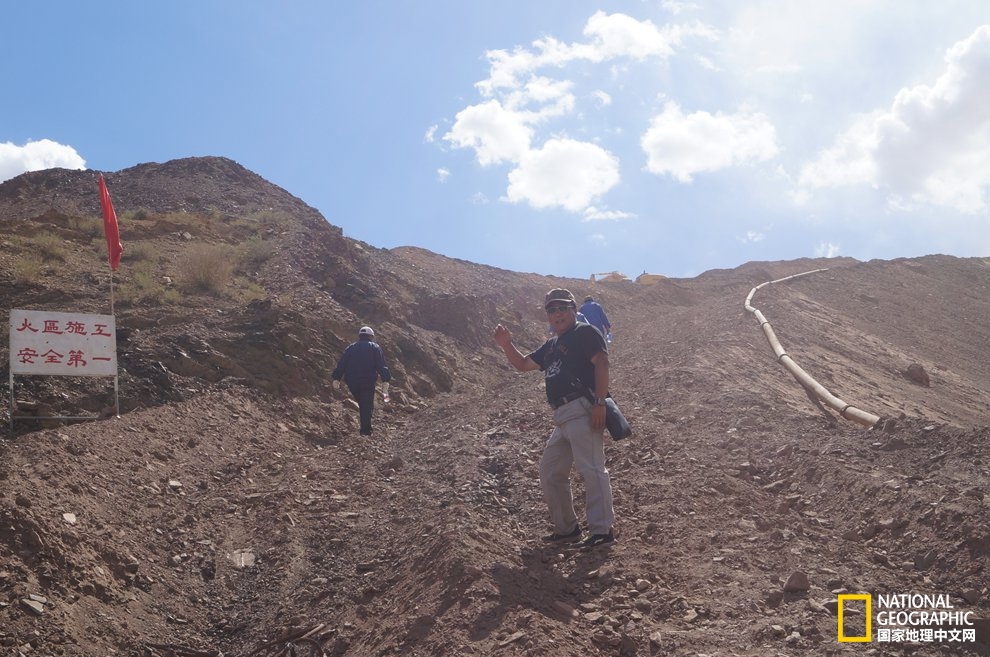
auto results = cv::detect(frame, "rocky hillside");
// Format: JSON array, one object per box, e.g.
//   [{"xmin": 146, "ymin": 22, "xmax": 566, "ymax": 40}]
[{"xmin": 1, "ymin": 158, "xmax": 988, "ymax": 656}]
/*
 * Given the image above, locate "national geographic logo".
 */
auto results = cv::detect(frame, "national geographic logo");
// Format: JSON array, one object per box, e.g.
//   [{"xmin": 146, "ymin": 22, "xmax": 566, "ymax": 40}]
[{"xmin": 838, "ymin": 593, "xmax": 976, "ymax": 644}]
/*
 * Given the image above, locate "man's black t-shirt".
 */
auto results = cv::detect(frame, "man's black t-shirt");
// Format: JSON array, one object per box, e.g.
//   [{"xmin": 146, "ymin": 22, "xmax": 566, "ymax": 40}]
[{"xmin": 529, "ymin": 322, "xmax": 607, "ymax": 404}]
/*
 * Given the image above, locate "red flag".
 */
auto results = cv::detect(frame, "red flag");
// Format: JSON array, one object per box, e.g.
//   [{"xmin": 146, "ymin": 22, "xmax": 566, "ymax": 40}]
[{"xmin": 98, "ymin": 174, "xmax": 123, "ymax": 270}]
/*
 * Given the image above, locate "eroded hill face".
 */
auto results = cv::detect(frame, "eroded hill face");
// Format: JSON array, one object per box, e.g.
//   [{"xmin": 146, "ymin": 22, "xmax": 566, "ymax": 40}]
[
  {"xmin": 1, "ymin": 160, "xmax": 988, "ymax": 656},
  {"xmin": 0, "ymin": 158, "xmax": 552, "ymax": 422}
]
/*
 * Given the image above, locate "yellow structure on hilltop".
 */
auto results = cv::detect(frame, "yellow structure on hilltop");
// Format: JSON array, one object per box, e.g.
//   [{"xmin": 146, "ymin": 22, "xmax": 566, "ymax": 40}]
[
  {"xmin": 634, "ymin": 272, "xmax": 667, "ymax": 285},
  {"xmin": 590, "ymin": 271, "xmax": 667, "ymax": 285},
  {"xmin": 590, "ymin": 271, "xmax": 631, "ymax": 283}
]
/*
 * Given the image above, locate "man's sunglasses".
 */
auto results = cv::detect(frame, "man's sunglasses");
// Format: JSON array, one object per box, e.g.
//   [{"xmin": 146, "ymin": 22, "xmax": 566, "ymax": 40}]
[{"xmin": 546, "ymin": 304, "xmax": 574, "ymax": 315}]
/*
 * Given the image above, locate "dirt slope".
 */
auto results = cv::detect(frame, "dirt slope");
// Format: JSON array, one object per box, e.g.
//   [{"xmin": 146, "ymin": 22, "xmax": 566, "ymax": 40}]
[{"xmin": 1, "ymin": 159, "xmax": 988, "ymax": 656}]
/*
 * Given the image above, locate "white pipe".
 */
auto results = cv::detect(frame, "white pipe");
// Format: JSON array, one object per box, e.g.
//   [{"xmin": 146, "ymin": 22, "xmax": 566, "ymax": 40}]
[{"xmin": 744, "ymin": 269, "xmax": 880, "ymax": 429}]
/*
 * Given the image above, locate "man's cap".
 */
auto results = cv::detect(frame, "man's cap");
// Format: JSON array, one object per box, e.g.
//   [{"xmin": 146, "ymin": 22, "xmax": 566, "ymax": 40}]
[
  {"xmin": 358, "ymin": 326, "xmax": 375, "ymax": 337},
  {"xmin": 544, "ymin": 288, "xmax": 576, "ymax": 308},
  {"xmin": 584, "ymin": 295, "xmax": 594, "ymax": 302}
]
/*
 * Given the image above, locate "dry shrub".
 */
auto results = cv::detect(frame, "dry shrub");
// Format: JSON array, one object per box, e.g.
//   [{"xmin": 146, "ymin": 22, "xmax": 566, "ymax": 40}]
[
  {"xmin": 244, "ymin": 209, "xmax": 292, "ymax": 229},
  {"xmin": 178, "ymin": 243, "xmax": 234, "ymax": 294},
  {"xmin": 120, "ymin": 208, "xmax": 150, "ymax": 222},
  {"xmin": 12, "ymin": 255, "xmax": 45, "ymax": 283},
  {"xmin": 238, "ymin": 237, "xmax": 275, "ymax": 272},
  {"xmin": 69, "ymin": 216, "xmax": 104, "ymax": 239},
  {"xmin": 121, "ymin": 242, "xmax": 157, "ymax": 264},
  {"xmin": 33, "ymin": 231, "xmax": 68, "ymax": 261},
  {"xmin": 118, "ymin": 261, "xmax": 178, "ymax": 306},
  {"xmin": 239, "ymin": 281, "xmax": 269, "ymax": 302}
]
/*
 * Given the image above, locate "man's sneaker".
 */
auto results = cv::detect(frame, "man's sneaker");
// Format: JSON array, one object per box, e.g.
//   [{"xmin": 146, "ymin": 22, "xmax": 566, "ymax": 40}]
[
  {"xmin": 579, "ymin": 531, "xmax": 615, "ymax": 549},
  {"xmin": 541, "ymin": 525, "xmax": 582, "ymax": 543}
]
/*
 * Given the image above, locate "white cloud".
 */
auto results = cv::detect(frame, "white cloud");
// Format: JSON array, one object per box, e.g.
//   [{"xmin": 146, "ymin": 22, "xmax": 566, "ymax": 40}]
[
  {"xmin": 814, "ymin": 241, "xmax": 841, "ymax": 257},
  {"xmin": 721, "ymin": 2, "xmax": 886, "ymax": 82},
  {"xmin": 583, "ymin": 206, "xmax": 635, "ymax": 221},
  {"xmin": 798, "ymin": 113, "xmax": 880, "ymax": 189},
  {"xmin": 477, "ymin": 12, "xmax": 696, "ymax": 97},
  {"xmin": 504, "ymin": 77, "xmax": 576, "ymax": 121},
  {"xmin": 738, "ymin": 230, "xmax": 765, "ymax": 243},
  {"xmin": 696, "ymin": 55, "xmax": 719, "ymax": 72},
  {"xmin": 582, "ymin": 11, "xmax": 678, "ymax": 61},
  {"xmin": 641, "ymin": 102, "xmax": 780, "ymax": 182},
  {"xmin": 424, "ymin": 125, "xmax": 438, "ymax": 143},
  {"xmin": 477, "ymin": 47, "xmax": 539, "ymax": 98},
  {"xmin": 444, "ymin": 11, "xmax": 719, "ymax": 217},
  {"xmin": 789, "ymin": 188, "xmax": 812, "ymax": 206},
  {"xmin": 662, "ymin": 1, "xmax": 700, "ymax": 16},
  {"xmin": 443, "ymin": 82, "xmax": 573, "ymax": 170},
  {"xmin": 0, "ymin": 139, "xmax": 86, "ymax": 183},
  {"xmin": 505, "ymin": 138, "xmax": 619, "ymax": 212},
  {"xmin": 436, "ymin": 168, "xmax": 450, "ymax": 183},
  {"xmin": 799, "ymin": 25, "xmax": 990, "ymax": 213},
  {"xmin": 444, "ymin": 100, "xmax": 533, "ymax": 166},
  {"xmin": 877, "ymin": 25, "xmax": 990, "ymax": 212},
  {"xmin": 509, "ymin": 76, "xmax": 571, "ymax": 108},
  {"xmin": 471, "ymin": 192, "xmax": 489, "ymax": 205}
]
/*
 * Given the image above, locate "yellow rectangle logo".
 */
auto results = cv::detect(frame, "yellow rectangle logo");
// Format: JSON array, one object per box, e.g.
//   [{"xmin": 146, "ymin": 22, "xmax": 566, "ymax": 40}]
[{"xmin": 838, "ymin": 594, "xmax": 872, "ymax": 642}]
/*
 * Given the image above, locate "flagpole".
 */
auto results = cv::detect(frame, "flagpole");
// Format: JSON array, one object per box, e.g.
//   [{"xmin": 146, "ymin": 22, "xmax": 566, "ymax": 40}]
[
  {"xmin": 98, "ymin": 173, "xmax": 123, "ymax": 418},
  {"xmin": 109, "ymin": 267, "xmax": 120, "ymax": 417}
]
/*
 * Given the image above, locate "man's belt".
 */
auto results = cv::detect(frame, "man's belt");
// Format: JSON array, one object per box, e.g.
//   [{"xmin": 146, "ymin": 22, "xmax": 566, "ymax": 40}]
[{"xmin": 550, "ymin": 391, "xmax": 586, "ymax": 409}]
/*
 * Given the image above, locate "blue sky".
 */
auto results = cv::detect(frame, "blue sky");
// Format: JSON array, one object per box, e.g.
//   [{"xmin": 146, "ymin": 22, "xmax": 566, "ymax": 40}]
[{"xmin": 3, "ymin": 2, "xmax": 990, "ymax": 279}]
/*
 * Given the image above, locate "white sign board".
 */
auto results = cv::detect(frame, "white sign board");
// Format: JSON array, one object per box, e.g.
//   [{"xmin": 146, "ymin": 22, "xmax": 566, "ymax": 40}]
[{"xmin": 9, "ymin": 309, "xmax": 117, "ymax": 377}]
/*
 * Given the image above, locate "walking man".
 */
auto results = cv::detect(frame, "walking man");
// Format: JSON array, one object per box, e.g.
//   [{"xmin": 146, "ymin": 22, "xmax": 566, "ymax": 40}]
[
  {"xmin": 331, "ymin": 326, "xmax": 392, "ymax": 436},
  {"xmin": 579, "ymin": 295, "xmax": 611, "ymax": 339},
  {"xmin": 493, "ymin": 288, "xmax": 615, "ymax": 548}
]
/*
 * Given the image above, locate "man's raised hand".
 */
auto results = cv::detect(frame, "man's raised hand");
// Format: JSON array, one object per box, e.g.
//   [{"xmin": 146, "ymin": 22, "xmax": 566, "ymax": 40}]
[{"xmin": 494, "ymin": 324, "xmax": 512, "ymax": 349}]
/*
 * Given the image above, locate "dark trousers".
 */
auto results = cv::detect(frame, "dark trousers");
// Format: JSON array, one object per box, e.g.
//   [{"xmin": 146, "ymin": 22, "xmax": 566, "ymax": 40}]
[{"xmin": 348, "ymin": 383, "xmax": 376, "ymax": 435}]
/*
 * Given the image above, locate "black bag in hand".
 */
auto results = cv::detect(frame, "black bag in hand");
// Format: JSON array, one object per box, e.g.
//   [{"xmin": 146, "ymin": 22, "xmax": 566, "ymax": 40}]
[
  {"xmin": 603, "ymin": 396, "xmax": 632, "ymax": 440},
  {"xmin": 576, "ymin": 378, "xmax": 632, "ymax": 440}
]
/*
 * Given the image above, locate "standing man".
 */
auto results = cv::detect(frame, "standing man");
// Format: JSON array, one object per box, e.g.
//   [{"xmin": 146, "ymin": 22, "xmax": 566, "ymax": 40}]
[
  {"xmin": 579, "ymin": 295, "xmax": 611, "ymax": 339},
  {"xmin": 331, "ymin": 326, "xmax": 391, "ymax": 436},
  {"xmin": 493, "ymin": 288, "xmax": 615, "ymax": 548}
]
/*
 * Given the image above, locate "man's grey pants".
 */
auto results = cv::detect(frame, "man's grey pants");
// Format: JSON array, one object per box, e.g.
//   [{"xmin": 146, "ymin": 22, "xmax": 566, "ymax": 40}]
[{"xmin": 540, "ymin": 397, "xmax": 615, "ymax": 536}]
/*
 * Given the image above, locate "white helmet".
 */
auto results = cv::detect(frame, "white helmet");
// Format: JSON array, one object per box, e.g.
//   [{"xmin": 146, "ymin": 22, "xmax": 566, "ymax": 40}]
[{"xmin": 358, "ymin": 326, "xmax": 375, "ymax": 337}]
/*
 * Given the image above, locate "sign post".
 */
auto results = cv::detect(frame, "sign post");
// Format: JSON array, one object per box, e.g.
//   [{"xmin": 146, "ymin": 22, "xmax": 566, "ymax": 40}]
[{"xmin": 8, "ymin": 309, "xmax": 119, "ymax": 428}]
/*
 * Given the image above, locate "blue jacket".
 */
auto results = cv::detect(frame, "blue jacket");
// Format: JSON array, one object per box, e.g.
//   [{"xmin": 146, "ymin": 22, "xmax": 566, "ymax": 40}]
[
  {"xmin": 331, "ymin": 337, "xmax": 391, "ymax": 387},
  {"xmin": 579, "ymin": 301, "xmax": 611, "ymax": 335}
]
